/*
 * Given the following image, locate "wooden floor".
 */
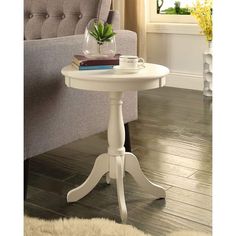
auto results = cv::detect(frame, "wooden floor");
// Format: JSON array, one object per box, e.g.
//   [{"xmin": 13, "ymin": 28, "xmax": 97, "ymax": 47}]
[{"xmin": 25, "ymin": 87, "xmax": 212, "ymax": 236}]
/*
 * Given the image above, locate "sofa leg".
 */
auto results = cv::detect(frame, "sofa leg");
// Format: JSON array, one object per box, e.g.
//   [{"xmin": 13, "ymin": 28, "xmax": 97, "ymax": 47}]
[
  {"xmin": 124, "ymin": 123, "xmax": 131, "ymax": 152},
  {"xmin": 24, "ymin": 159, "xmax": 29, "ymax": 200}
]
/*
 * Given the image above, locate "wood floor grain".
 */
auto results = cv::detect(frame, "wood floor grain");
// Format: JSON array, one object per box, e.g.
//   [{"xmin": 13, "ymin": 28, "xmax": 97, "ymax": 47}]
[{"xmin": 25, "ymin": 87, "xmax": 212, "ymax": 235}]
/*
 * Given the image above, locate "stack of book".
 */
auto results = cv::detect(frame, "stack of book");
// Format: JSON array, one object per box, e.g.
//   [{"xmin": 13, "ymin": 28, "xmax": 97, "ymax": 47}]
[{"xmin": 71, "ymin": 54, "xmax": 120, "ymax": 70}]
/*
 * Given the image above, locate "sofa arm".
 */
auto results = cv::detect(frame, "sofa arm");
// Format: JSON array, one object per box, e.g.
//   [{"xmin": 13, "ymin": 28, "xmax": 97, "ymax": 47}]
[
  {"xmin": 115, "ymin": 30, "xmax": 137, "ymax": 56},
  {"xmin": 24, "ymin": 35, "xmax": 83, "ymax": 94}
]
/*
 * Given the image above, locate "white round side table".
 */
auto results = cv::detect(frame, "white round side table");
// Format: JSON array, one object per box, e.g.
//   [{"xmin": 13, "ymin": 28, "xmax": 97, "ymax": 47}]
[{"xmin": 61, "ymin": 63, "xmax": 170, "ymax": 222}]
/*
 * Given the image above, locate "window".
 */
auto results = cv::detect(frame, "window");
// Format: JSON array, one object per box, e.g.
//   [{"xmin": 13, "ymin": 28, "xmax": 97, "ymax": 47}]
[
  {"xmin": 158, "ymin": 0, "xmax": 192, "ymax": 15},
  {"xmin": 148, "ymin": 0, "xmax": 197, "ymax": 24}
]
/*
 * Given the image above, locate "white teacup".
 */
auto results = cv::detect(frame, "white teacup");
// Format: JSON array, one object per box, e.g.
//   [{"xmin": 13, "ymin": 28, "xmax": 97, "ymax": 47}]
[{"xmin": 119, "ymin": 55, "xmax": 145, "ymax": 69}]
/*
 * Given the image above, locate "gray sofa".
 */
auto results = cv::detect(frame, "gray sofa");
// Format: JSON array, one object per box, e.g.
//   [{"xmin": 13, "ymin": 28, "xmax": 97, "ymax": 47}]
[{"xmin": 24, "ymin": 0, "xmax": 138, "ymax": 160}]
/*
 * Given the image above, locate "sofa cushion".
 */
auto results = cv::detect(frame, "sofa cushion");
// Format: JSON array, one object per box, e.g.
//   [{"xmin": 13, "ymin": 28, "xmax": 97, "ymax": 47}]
[{"xmin": 24, "ymin": 0, "xmax": 111, "ymax": 40}]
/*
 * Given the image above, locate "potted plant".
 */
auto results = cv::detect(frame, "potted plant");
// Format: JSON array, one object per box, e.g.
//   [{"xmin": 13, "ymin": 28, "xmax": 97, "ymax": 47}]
[
  {"xmin": 191, "ymin": 0, "xmax": 213, "ymax": 97},
  {"xmin": 83, "ymin": 19, "xmax": 116, "ymax": 59}
]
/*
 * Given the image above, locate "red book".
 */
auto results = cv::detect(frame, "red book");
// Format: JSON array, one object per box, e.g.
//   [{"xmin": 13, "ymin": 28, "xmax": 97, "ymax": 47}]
[{"xmin": 72, "ymin": 54, "xmax": 120, "ymax": 66}]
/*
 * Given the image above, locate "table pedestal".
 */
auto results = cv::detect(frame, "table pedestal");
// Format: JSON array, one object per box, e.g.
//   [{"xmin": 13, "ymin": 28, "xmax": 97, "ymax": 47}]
[{"xmin": 67, "ymin": 92, "xmax": 166, "ymax": 222}]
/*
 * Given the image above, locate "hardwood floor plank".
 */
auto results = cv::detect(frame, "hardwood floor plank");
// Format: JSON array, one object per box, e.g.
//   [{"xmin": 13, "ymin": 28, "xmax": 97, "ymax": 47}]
[
  {"xmin": 132, "ymin": 150, "xmax": 197, "ymax": 177},
  {"xmin": 29, "ymin": 151, "xmax": 97, "ymax": 181},
  {"xmin": 46, "ymin": 147, "xmax": 93, "ymax": 162},
  {"xmin": 163, "ymin": 199, "xmax": 211, "ymax": 226},
  {"xmin": 138, "ymin": 89, "xmax": 212, "ymax": 116},
  {"xmin": 29, "ymin": 154, "xmax": 78, "ymax": 181},
  {"xmin": 128, "ymin": 202, "xmax": 211, "ymax": 236},
  {"xmin": 26, "ymin": 186, "xmax": 42, "ymax": 199},
  {"xmin": 127, "ymin": 197, "xmax": 211, "ymax": 227},
  {"xmin": 166, "ymin": 187, "xmax": 212, "ymax": 210},
  {"xmin": 139, "ymin": 87, "xmax": 211, "ymax": 103},
  {"xmin": 134, "ymin": 140, "xmax": 212, "ymax": 163},
  {"xmin": 189, "ymin": 170, "xmax": 212, "ymax": 184},
  {"xmin": 130, "ymin": 120, "xmax": 211, "ymax": 150},
  {"xmin": 27, "ymin": 190, "xmax": 116, "ymax": 220},
  {"xmin": 133, "ymin": 147, "xmax": 212, "ymax": 172},
  {"xmin": 141, "ymin": 169, "xmax": 212, "ymax": 196},
  {"xmin": 28, "ymin": 171, "xmax": 76, "ymax": 196},
  {"xmin": 151, "ymin": 137, "xmax": 211, "ymax": 155},
  {"xmin": 24, "ymin": 202, "xmax": 65, "ymax": 219}
]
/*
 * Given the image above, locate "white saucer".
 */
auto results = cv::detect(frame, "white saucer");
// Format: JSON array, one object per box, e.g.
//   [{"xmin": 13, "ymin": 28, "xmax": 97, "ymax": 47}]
[{"xmin": 113, "ymin": 65, "xmax": 145, "ymax": 74}]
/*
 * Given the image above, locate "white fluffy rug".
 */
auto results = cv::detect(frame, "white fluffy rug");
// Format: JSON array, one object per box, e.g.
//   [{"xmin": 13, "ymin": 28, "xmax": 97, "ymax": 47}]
[
  {"xmin": 24, "ymin": 216, "xmax": 151, "ymax": 236},
  {"xmin": 25, "ymin": 216, "xmax": 211, "ymax": 236}
]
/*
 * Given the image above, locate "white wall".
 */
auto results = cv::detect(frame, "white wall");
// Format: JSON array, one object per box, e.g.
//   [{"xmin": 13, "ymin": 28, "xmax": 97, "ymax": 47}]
[
  {"xmin": 112, "ymin": 0, "xmax": 208, "ymax": 91},
  {"xmin": 146, "ymin": 0, "xmax": 209, "ymax": 91},
  {"xmin": 146, "ymin": 24, "xmax": 208, "ymax": 90}
]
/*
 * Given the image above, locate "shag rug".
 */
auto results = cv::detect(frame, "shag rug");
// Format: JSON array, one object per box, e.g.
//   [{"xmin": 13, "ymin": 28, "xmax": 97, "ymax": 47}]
[
  {"xmin": 24, "ymin": 216, "xmax": 151, "ymax": 236},
  {"xmin": 25, "ymin": 216, "xmax": 211, "ymax": 236}
]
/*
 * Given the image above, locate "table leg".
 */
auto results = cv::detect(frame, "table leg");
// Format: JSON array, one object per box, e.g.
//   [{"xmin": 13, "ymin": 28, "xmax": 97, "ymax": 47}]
[
  {"xmin": 67, "ymin": 153, "xmax": 109, "ymax": 203},
  {"xmin": 107, "ymin": 92, "xmax": 127, "ymax": 222},
  {"xmin": 66, "ymin": 91, "xmax": 165, "ymax": 223},
  {"xmin": 116, "ymin": 155, "xmax": 127, "ymax": 223},
  {"xmin": 125, "ymin": 152, "xmax": 166, "ymax": 199}
]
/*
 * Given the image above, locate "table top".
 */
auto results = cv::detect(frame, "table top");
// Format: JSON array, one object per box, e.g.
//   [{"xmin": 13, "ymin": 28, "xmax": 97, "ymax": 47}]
[{"xmin": 61, "ymin": 63, "xmax": 169, "ymax": 92}]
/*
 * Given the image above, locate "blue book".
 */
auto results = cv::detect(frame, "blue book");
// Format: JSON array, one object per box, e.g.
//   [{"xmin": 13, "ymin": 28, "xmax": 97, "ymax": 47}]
[{"xmin": 79, "ymin": 65, "xmax": 113, "ymax": 70}]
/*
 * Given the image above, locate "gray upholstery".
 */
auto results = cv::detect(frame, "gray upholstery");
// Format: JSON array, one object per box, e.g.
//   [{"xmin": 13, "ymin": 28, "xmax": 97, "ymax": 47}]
[
  {"xmin": 24, "ymin": 0, "xmax": 111, "ymax": 40},
  {"xmin": 24, "ymin": 0, "xmax": 138, "ymax": 159}
]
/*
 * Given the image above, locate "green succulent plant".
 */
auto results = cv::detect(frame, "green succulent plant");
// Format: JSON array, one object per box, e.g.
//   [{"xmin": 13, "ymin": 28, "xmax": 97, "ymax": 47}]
[{"xmin": 89, "ymin": 21, "xmax": 116, "ymax": 47}]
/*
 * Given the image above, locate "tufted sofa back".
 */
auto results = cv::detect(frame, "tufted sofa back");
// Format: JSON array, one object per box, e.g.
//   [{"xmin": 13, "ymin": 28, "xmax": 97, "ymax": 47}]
[{"xmin": 24, "ymin": 0, "xmax": 111, "ymax": 40}]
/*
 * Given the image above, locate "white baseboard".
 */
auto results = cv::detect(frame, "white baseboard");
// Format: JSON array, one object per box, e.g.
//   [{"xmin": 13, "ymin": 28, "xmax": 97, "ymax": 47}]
[{"xmin": 166, "ymin": 72, "xmax": 203, "ymax": 91}]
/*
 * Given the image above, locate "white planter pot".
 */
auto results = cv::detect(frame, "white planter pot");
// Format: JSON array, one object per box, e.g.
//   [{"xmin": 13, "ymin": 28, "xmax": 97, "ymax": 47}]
[{"xmin": 203, "ymin": 41, "xmax": 212, "ymax": 97}]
